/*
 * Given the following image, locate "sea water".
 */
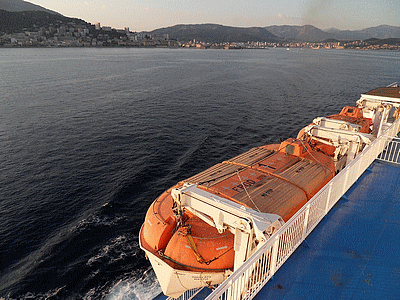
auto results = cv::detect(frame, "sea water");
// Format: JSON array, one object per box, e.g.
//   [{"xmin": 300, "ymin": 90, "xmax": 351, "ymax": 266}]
[{"xmin": 0, "ymin": 47, "xmax": 399, "ymax": 299}]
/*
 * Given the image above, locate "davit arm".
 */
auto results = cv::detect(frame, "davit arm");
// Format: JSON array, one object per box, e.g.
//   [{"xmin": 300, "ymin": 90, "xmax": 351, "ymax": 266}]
[{"xmin": 171, "ymin": 183, "xmax": 284, "ymax": 269}]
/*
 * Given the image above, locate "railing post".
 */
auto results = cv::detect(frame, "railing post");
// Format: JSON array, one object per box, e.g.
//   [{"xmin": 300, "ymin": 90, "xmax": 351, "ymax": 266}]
[
  {"xmin": 302, "ymin": 204, "xmax": 311, "ymax": 240},
  {"xmin": 324, "ymin": 182, "xmax": 333, "ymax": 214},
  {"xmin": 382, "ymin": 136, "xmax": 390, "ymax": 160},
  {"xmin": 379, "ymin": 137, "xmax": 386, "ymax": 159},
  {"xmin": 397, "ymin": 119, "xmax": 400, "ymax": 134},
  {"xmin": 269, "ymin": 236, "xmax": 280, "ymax": 276},
  {"xmin": 342, "ymin": 168, "xmax": 350, "ymax": 194},
  {"xmin": 356, "ymin": 153, "xmax": 363, "ymax": 176}
]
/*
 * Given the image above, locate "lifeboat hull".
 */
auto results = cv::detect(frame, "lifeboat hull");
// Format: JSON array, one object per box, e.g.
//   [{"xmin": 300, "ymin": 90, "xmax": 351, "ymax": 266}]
[
  {"xmin": 140, "ymin": 231, "xmax": 229, "ymax": 299},
  {"xmin": 140, "ymin": 140, "xmax": 335, "ymax": 298}
]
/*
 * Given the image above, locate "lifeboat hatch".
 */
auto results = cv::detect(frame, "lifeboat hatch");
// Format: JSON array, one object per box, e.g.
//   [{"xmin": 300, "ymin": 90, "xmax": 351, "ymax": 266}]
[{"xmin": 279, "ymin": 138, "xmax": 309, "ymax": 157}]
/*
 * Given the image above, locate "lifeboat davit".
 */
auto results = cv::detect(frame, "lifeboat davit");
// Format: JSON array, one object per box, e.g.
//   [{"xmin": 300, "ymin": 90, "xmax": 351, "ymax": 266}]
[
  {"xmin": 328, "ymin": 106, "xmax": 372, "ymax": 133},
  {"xmin": 140, "ymin": 189, "xmax": 235, "ymax": 271},
  {"xmin": 140, "ymin": 138, "xmax": 336, "ymax": 298}
]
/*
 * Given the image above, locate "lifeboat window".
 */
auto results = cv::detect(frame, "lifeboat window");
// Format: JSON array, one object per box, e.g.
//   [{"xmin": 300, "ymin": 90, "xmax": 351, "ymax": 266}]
[
  {"xmin": 347, "ymin": 108, "xmax": 354, "ymax": 114},
  {"xmin": 286, "ymin": 144, "xmax": 295, "ymax": 155},
  {"xmin": 302, "ymin": 146, "xmax": 307, "ymax": 154}
]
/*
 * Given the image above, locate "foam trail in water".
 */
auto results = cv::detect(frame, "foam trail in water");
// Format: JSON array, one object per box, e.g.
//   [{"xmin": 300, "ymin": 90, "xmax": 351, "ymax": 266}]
[{"xmin": 105, "ymin": 268, "xmax": 162, "ymax": 300}]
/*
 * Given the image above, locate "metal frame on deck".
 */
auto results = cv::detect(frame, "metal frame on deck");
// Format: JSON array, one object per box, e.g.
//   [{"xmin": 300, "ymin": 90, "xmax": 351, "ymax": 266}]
[
  {"xmin": 191, "ymin": 117, "xmax": 400, "ymax": 300},
  {"xmin": 165, "ymin": 83, "xmax": 400, "ymax": 300},
  {"xmin": 378, "ymin": 136, "xmax": 400, "ymax": 164}
]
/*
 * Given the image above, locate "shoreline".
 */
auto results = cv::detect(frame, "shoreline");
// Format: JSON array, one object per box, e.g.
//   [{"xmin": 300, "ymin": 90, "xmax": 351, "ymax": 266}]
[{"xmin": 1, "ymin": 45, "xmax": 399, "ymax": 50}]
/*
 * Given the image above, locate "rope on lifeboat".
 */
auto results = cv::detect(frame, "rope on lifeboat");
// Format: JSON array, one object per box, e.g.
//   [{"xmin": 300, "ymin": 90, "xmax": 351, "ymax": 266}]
[
  {"xmin": 172, "ymin": 211, "xmax": 234, "ymax": 267},
  {"xmin": 252, "ymin": 139, "xmax": 334, "ymax": 200},
  {"xmin": 158, "ymin": 250, "xmax": 233, "ymax": 272},
  {"xmin": 152, "ymin": 201, "xmax": 166, "ymax": 225},
  {"xmin": 298, "ymin": 139, "xmax": 335, "ymax": 178},
  {"xmin": 255, "ymin": 162, "xmax": 310, "ymax": 200},
  {"xmin": 236, "ymin": 170, "xmax": 261, "ymax": 212},
  {"xmin": 181, "ymin": 225, "xmax": 233, "ymax": 266},
  {"xmin": 186, "ymin": 232, "xmax": 234, "ymax": 265},
  {"xmin": 186, "ymin": 233, "xmax": 206, "ymax": 264},
  {"xmin": 152, "ymin": 194, "xmax": 168, "ymax": 225},
  {"xmin": 158, "ymin": 241, "xmax": 234, "ymax": 271}
]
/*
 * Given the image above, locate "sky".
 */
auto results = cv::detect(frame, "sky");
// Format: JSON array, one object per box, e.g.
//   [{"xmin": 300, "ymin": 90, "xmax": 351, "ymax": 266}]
[{"xmin": 27, "ymin": 0, "xmax": 400, "ymax": 32}]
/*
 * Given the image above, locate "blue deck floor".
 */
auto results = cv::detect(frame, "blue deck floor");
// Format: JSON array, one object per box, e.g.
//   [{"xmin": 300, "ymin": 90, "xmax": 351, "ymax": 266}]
[{"xmin": 255, "ymin": 160, "xmax": 400, "ymax": 300}]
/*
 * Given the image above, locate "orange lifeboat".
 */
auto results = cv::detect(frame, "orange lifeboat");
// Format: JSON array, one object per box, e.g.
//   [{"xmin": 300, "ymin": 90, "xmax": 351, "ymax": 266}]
[
  {"xmin": 163, "ymin": 213, "xmax": 235, "ymax": 272},
  {"xmin": 139, "ymin": 90, "xmax": 395, "ymax": 298},
  {"xmin": 140, "ymin": 190, "xmax": 235, "ymax": 272},
  {"xmin": 328, "ymin": 106, "xmax": 372, "ymax": 133},
  {"xmin": 140, "ymin": 188, "xmax": 177, "ymax": 254},
  {"xmin": 296, "ymin": 106, "xmax": 374, "ymax": 174},
  {"xmin": 140, "ymin": 137, "xmax": 336, "ymax": 298}
]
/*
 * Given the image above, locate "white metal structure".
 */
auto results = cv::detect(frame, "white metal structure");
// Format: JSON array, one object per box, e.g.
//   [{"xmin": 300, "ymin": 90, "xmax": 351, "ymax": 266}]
[
  {"xmin": 171, "ymin": 184, "xmax": 284, "ymax": 269},
  {"xmin": 202, "ymin": 115, "xmax": 400, "ymax": 300},
  {"xmin": 148, "ymin": 185, "xmax": 284, "ymax": 298},
  {"xmin": 160, "ymin": 83, "xmax": 400, "ymax": 300},
  {"xmin": 378, "ymin": 136, "xmax": 400, "ymax": 164},
  {"xmin": 357, "ymin": 82, "xmax": 400, "ymax": 137},
  {"xmin": 302, "ymin": 119, "xmax": 374, "ymax": 171}
]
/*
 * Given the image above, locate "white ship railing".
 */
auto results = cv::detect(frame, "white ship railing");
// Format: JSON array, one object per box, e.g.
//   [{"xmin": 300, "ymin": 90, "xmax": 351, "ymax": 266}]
[
  {"xmin": 377, "ymin": 136, "xmax": 400, "ymax": 164},
  {"xmin": 202, "ymin": 117, "xmax": 400, "ymax": 300},
  {"xmin": 166, "ymin": 287, "xmax": 204, "ymax": 300}
]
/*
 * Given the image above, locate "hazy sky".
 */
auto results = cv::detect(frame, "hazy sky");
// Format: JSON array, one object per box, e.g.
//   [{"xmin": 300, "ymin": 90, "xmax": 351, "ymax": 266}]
[{"xmin": 28, "ymin": 0, "xmax": 400, "ymax": 32}]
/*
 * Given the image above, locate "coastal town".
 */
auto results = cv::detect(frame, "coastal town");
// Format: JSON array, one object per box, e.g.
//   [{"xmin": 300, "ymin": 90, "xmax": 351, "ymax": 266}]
[
  {"xmin": 183, "ymin": 40, "xmax": 400, "ymax": 50},
  {"xmin": 1, "ymin": 18, "xmax": 400, "ymax": 50}
]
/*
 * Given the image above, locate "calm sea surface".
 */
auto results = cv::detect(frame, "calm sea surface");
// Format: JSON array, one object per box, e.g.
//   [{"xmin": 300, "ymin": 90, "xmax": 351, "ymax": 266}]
[{"xmin": 0, "ymin": 47, "xmax": 399, "ymax": 299}]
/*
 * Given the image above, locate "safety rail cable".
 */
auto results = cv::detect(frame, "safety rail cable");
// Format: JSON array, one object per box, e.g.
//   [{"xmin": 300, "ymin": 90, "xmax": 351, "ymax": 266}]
[{"xmin": 204, "ymin": 118, "xmax": 400, "ymax": 300}]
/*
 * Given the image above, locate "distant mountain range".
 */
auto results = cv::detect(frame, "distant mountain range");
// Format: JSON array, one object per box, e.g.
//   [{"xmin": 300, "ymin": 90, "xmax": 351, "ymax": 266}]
[
  {"xmin": 150, "ymin": 24, "xmax": 400, "ymax": 43},
  {"xmin": 150, "ymin": 24, "xmax": 278, "ymax": 43},
  {"xmin": 1, "ymin": 0, "xmax": 400, "ymax": 43},
  {"xmin": 0, "ymin": 0, "xmax": 60, "ymax": 15},
  {"xmin": 266, "ymin": 24, "xmax": 400, "ymax": 42}
]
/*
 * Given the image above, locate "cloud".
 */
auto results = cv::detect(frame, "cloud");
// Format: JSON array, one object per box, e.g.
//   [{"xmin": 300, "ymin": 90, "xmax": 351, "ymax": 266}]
[
  {"xmin": 266, "ymin": 13, "xmax": 301, "ymax": 26},
  {"xmin": 301, "ymin": 0, "xmax": 334, "ymax": 26},
  {"xmin": 300, "ymin": 0, "xmax": 400, "ymax": 30}
]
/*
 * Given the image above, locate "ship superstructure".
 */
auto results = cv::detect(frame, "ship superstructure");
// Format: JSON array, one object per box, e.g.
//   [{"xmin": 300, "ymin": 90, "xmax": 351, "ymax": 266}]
[{"xmin": 140, "ymin": 85, "xmax": 400, "ymax": 298}]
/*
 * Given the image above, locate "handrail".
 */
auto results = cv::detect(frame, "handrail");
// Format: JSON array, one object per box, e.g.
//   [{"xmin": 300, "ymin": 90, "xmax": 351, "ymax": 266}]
[
  {"xmin": 204, "ymin": 117, "xmax": 400, "ymax": 300},
  {"xmin": 166, "ymin": 287, "xmax": 203, "ymax": 300},
  {"xmin": 377, "ymin": 136, "xmax": 400, "ymax": 164}
]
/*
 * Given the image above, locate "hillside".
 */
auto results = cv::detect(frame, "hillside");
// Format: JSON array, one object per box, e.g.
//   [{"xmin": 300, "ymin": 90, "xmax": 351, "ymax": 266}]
[
  {"xmin": 265, "ymin": 25, "xmax": 331, "ymax": 42},
  {"xmin": 149, "ymin": 24, "xmax": 400, "ymax": 43},
  {"xmin": 364, "ymin": 37, "xmax": 400, "ymax": 45},
  {"xmin": 1, "ymin": 3, "xmax": 399, "ymax": 44},
  {"xmin": 266, "ymin": 24, "xmax": 400, "ymax": 41},
  {"xmin": 328, "ymin": 25, "xmax": 400, "ymax": 40},
  {"xmin": 0, "ymin": 9, "xmax": 90, "ymax": 34},
  {"xmin": 149, "ymin": 24, "xmax": 278, "ymax": 43},
  {"xmin": 0, "ymin": 0, "xmax": 60, "ymax": 15}
]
